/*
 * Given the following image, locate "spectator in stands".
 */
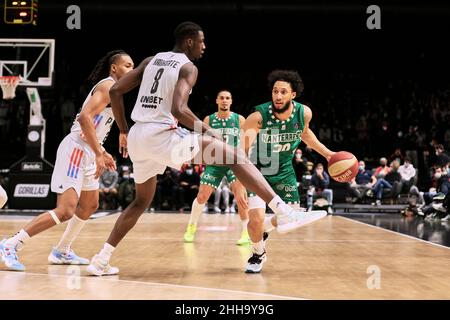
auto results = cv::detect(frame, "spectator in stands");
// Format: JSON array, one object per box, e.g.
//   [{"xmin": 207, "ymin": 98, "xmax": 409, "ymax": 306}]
[
  {"xmin": 178, "ymin": 164, "xmax": 200, "ymax": 212},
  {"xmin": 118, "ymin": 166, "xmax": 135, "ymax": 210},
  {"xmin": 398, "ymin": 157, "xmax": 417, "ymax": 193},
  {"xmin": 389, "ymin": 148, "xmax": 404, "ymax": 164},
  {"xmin": 154, "ymin": 167, "xmax": 179, "ymax": 211},
  {"xmin": 213, "ymin": 177, "xmax": 231, "ymax": 213},
  {"xmin": 373, "ymin": 157, "xmax": 391, "ymax": 179},
  {"xmin": 350, "ymin": 160, "xmax": 376, "ymax": 202},
  {"xmin": 370, "ymin": 160, "xmax": 402, "ymax": 205},
  {"xmin": 99, "ymin": 164, "xmax": 119, "ymax": 210},
  {"xmin": 307, "ymin": 163, "xmax": 333, "ymax": 214},
  {"xmin": 434, "ymin": 144, "xmax": 450, "ymax": 167},
  {"xmin": 422, "ymin": 166, "xmax": 450, "ymax": 204}
]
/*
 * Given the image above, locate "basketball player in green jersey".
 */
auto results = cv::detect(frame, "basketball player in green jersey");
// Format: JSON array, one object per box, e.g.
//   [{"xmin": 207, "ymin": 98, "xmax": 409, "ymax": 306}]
[
  {"xmin": 184, "ymin": 90, "xmax": 251, "ymax": 245},
  {"xmin": 242, "ymin": 70, "xmax": 335, "ymax": 273}
]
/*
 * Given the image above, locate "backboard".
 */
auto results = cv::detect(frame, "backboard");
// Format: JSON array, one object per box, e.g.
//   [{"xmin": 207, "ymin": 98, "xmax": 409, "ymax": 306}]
[{"xmin": 0, "ymin": 38, "xmax": 54, "ymax": 87}]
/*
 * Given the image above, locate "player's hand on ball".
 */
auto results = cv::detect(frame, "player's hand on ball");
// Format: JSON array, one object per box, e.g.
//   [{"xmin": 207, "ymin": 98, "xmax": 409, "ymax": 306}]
[{"xmin": 119, "ymin": 133, "xmax": 128, "ymax": 158}]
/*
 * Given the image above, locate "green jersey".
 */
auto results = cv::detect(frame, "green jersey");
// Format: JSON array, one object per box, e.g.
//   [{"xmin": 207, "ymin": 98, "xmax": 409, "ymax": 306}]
[
  {"xmin": 208, "ymin": 112, "xmax": 240, "ymax": 147},
  {"xmin": 250, "ymin": 101, "xmax": 305, "ymax": 175}
]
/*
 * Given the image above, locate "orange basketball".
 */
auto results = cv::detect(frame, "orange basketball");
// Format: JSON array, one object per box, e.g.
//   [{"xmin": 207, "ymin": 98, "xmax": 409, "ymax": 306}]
[{"xmin": 327, "ymin": 151, "xmax": 358, "ymax": 183}]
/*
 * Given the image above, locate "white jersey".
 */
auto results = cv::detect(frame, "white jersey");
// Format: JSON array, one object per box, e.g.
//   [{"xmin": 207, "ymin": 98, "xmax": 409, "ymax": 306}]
[
  {"xmin": 70, "ymin": 76, "xmax": 115, "ymax": 145},
  {"xmin": 131, "ymin": 51, "xmax": 191, "ymax": 126}
]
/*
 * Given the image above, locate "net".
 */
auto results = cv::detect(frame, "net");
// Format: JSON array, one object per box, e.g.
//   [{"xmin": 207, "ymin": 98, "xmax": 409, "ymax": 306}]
[{"xmin": 0, "ymin": 76, "xmax": 20, "ymax": 100}]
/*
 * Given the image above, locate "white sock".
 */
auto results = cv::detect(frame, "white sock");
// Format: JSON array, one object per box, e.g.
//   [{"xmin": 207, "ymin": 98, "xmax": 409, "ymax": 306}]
[
  {"xmin": 56, "ymin": 215, "xmax": 87, "ymax": 253},
  {"xmin": 241, "ymin": 219, "xmax": 249, "ymax": 233},
  {"xmin": 264, "ymin": 216, "xmax": 276, "ymax": 232},
  {"xmin": 98, "ymin": 242, "xmax": 115, "ymax": 261},
  {"xmin": 5, "ymin": 229, "xmax": 30, "ymax": 249},
  {"xmin": 252, "ymin": 240, "xmax": 265, "ymax": 255},
  {"xmin": 268, "ymin": 195, "xmax": 292, "ymax": 216},
  {"xmin": 188, "ymin": 198, "xmax": 205, "ymax": 225}
]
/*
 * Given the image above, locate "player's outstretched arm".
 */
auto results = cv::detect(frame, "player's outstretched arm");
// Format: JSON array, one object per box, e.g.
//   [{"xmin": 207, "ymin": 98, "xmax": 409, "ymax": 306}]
[
  {"xmin": 300, "ymin": 105, "xmax": 335, "ymax": 161},
  {"xmin": 109, "ymin": 56, "xmax": 153, "ymax": 134},
  {"xmin": 241, "ymin": 111, "xmax": 262, "ymax": 155}
]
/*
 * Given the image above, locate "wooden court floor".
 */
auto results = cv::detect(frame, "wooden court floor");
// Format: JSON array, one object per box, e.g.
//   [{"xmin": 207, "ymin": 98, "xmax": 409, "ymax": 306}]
[{"xmin": 1, "ymin": 212, "xmax": 450, "ymax": 300}]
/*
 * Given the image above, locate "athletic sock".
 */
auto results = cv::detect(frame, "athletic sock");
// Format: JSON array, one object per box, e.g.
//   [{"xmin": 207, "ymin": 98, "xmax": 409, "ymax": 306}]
[
  {"xmin": 5, "ymin": 229, "xmax": 30, "ymax": 250},
  {"xmin": 241, "ymin": 219, "xmax": 249, "ymax": 233},
  {"xmin": 98, "ymin": 243, "xmax": 115, "ymax": 261},
  {"xmin": 268, "ymin": 195, "xmax": 293, "ymax": 216},
  {"xmin": 56, "ymin": 215, "xmax": 87, "ymax": 253},
  {"xmin": 252, "ymin": 240, "xmax": 265, "ymax": 255},
  {"xmin": 188, "ymin": 198, "xmax": 205, "ymax": 225}
]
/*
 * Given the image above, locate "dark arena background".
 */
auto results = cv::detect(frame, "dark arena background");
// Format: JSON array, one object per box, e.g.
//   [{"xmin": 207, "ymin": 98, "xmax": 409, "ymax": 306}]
[{"xmin": 1, "ymin": 0, "xmax": 450, "ymax": 309}]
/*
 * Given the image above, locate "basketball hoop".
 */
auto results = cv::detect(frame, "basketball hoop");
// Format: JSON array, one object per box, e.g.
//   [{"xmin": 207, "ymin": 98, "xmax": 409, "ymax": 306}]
[{"xmin": 0, "ymin": 76, "xmax": 20, "ymax": 100}]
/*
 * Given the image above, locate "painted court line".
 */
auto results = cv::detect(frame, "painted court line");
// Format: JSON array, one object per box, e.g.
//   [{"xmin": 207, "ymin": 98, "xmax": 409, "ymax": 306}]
[{"xmin": 0, "ymin": 270, "xmax": 304, "ymax": 300}]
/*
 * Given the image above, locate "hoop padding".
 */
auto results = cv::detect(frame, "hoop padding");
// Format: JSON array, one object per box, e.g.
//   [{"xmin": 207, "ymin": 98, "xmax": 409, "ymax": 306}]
[{"xmin": 0, "ymin": 76, "xmax": 20, "ymax": 100}]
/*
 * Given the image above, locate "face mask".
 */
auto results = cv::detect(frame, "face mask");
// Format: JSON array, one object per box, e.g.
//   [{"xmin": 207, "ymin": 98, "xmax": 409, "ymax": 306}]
[
  {"xmin": 404, "ymin": 163, "xmax": 410, "ymax": 168},
  {"xmin": 295, "ymin": 154, "xmax": 302, "ymax": 160},
  {"xmin": 186, "ymin": 169, "xmax": 193, "ymax": 175},
  {"xmin": 358, "ymin": 166, "xmax": 364, "ymax": 171},
  {"xmin": 123, "ymin": 174, "xmax": 129, "ymax": 179},
  {"xmin": 435, "ymin": 173, "xmax": 442, "ymax": 179}
]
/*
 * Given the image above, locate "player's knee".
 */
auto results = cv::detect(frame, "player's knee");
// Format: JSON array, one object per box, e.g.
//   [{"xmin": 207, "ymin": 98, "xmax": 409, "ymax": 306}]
[
  {"xmin": 56, "ymin": 207, "xmax": 76, "ymax": 222},
  {"xmin": 132, "ymin": 197, "xmax": 151, "ymax": 212},
  {"xmin": 196, "ymin": 190, "xmax": 210, "ymax": 204},
  {"xmin": 81, "ymin": 201, "xmax": 99, "ymax": 213}
]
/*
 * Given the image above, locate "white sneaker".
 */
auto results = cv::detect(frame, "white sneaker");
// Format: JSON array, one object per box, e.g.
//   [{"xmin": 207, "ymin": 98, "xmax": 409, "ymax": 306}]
[
  {"xmin": 86, "ymin": 254, "xmax": 119, "ymax": 276},
  {"xmin": 230, "ymin": 206, "xmax": 236, "ymax": 213},
  {"xmin": 202, "ymin": 206, "xmax": 209, "ymax": 213},
  {"xmin": 245, "ymin": 251, "xmax": 267, "ymax": 273},
  {"xmin": 277, "ymin": 210, "xmax": 327, "ymax": 234},
  {"xmin": 224, "ymin": 207, "xmax": 230, "ymax": 213},
  {"xmin": 327, "ymin": 206, "xmax": 334, "ymax": 214},
  {"xmin": 213, "ymin": 206, "xmax": 221, "ymax": 213},
  {"xmin": 432, "ymin": 203, "xmax": 446, "ymax": 213},
  {"xmin": 441, "ymin": 214, "xmax": 450, "ymax": 221}
]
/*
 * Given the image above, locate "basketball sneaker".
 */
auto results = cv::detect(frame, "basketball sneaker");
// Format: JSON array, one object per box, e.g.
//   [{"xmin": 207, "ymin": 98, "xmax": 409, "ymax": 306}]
[
  {"xmin": 48, "ymin": 247, "xmax": 89, "ymax": 265},
  {"xmin": 86, "ymin": 254, "xmax": 119, "ymax": 276},
  {"xmin": 236, "ymin": 230, "xmax": 251, "ymax": 246},
  {"xmin": 0, "ymin": 239, "xmax": 25, "ymax": 271},
  {"xmin": 183, "ymin": 223, "xmax": 197, "ymax": 243},
  {"xmin": 276, "ymin": 210, "xmax": 327, "ymax": 234},
  {"xmin": 245, "ymin": 251, "xmax": 267, "ymax": 273}
]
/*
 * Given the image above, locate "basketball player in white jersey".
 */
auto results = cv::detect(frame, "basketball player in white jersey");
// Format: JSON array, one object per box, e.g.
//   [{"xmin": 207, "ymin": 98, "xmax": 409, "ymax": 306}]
[
  {"xmin": 87, "ymin": 22, "xmax": 326, "ymax": 276},
  {"xmin": 0, "ymin": 50, "xmax": 134, "ymax": 271},
  {"xmin": 0, "ymin": 185, "xmax": 7, "ymax": 209}
]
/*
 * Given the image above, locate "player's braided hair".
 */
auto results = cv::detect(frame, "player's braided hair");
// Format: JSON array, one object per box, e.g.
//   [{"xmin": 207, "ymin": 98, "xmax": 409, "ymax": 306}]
[
  {"xmin": 267, "ymin": 70, "xmax": 304, "ymax": 96},
  {"xmin": 87, "ymin": 50, "xmax": 128, "ymax": 85},
  {"xmin": 174, "ymin": 21, "xmax": 202, "ymax": 45}
]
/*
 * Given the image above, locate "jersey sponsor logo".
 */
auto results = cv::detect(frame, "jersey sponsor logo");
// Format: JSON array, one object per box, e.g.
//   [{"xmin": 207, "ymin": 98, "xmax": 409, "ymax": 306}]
[
  {"xmin": 267, "ymin": 121, "xmax": 273, "ymax": 125},
  {"xmin": 261, "ymin": 131, "xmax": 302, "ymax": 144},
  {"xmin": 201, "ymin": 173, "xmax": 216, "ymax": 182},
  {"xmin": 13, "ymin": 184, "xmax": 50, "ymax": 198},
  {"xmin": 275, "ymin": 183, "xmax": 296, "ymax": 192},
  {"xmin": 294, "ymin": 123, "xmax": 299, "ymax": 129},
  {"xmin": 217, "ymin": 127, "xmax": 239, "ymax": 136},
  {"xmin": 285, "ymin": 193, "xmax": 292, "ymax": 198}
]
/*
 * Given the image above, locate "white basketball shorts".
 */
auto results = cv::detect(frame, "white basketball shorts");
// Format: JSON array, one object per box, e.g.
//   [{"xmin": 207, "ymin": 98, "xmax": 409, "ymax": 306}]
[
  {"xmin": 51, "ymin": 134, "xmax": 98, "ymax": 198},
  {"xmin": 128, "ymin": 123, "xmax": 200, "ymax": 184}
]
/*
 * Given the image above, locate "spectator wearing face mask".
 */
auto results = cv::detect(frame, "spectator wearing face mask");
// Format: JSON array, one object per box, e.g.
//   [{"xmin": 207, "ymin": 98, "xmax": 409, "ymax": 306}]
[
  {"xmin": 307, "ymin": 163, "xmax": 333, "ymax": 214},
  {"xmin": 373, "ymin": 157, "xmax": 391, "ymax": 179},
  {"xmin": 178, "ymin": 165, "xmax": 200, "ymax": 212},
  {"xmin": 398, "ymin": 157, "xmax": 417, "ymax": 193}
]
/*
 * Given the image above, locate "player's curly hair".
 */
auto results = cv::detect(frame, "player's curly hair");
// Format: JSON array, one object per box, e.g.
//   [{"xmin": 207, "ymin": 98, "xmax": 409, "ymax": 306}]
[
  {"xmin": 87, "ymin": 50, "xmax": 128, "ymax": 85},
  {"xmin": 174, "ymin": 21, "xmax": 203, "ymax": 45},
  {"xmin": 267, "ymin": 70, "xmax": 304, "ymax": 96}
]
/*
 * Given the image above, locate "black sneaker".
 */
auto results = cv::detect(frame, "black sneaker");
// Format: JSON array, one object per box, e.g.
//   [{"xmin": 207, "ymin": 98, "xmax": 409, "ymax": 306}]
[{"xmin": 245, "ymin": 251, "xmax": 267, "ymax": 273}]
